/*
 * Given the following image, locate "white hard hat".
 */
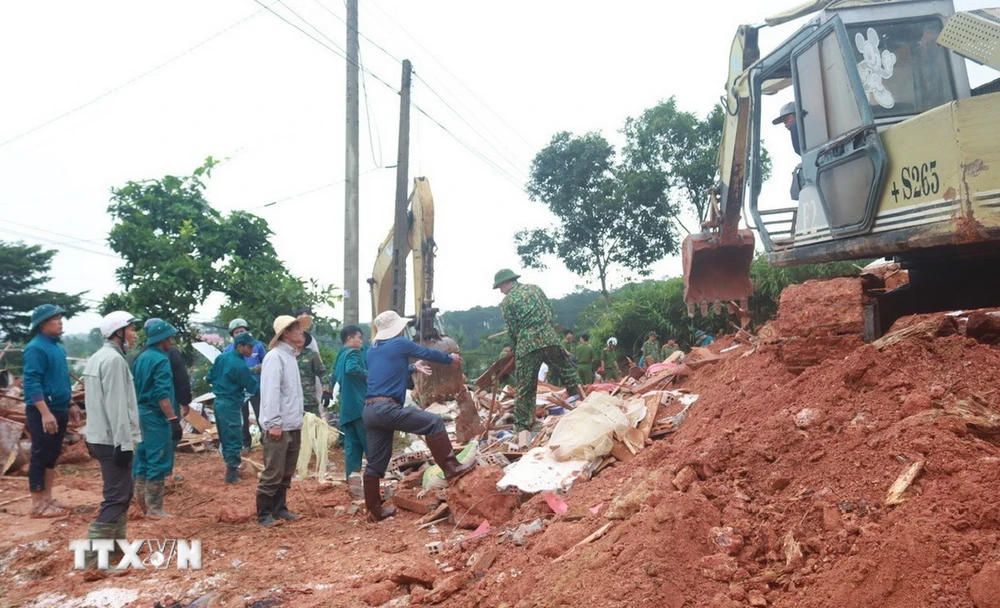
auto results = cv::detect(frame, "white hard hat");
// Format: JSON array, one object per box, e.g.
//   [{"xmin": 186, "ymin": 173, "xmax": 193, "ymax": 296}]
[
  {"xmin": 228, "ymin": 318, "xmax": 249, "ymax": 334},
  {"xmin": 101, "ymin": 311, "xmax": 140, "ymax": 339},
  {"xmin": 607, "ymin": 337, "xmax": 618, "ymax": 347}
]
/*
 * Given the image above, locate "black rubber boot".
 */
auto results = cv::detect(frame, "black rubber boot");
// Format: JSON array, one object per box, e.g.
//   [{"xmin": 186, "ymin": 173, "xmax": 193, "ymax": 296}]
[
  {"xmin": 256, "ymin": 493, "xmax": 276, "ymax": 527},
  {"xmin": 426, "ymin": 431, "xmax": 477, "ymax": 481},
  {"xmin": 273, "ymin": 488, "xmax": 300, "ymax": 521},
  {"xmin": 224, "ymin": 467, "xmax": 239, "ymax": 484},
  {"xmin": 363, "ymin": 476, "xmax": 396, "ymax": 522}
]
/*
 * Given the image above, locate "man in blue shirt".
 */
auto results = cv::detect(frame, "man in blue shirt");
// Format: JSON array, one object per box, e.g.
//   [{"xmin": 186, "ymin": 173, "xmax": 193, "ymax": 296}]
[
  {"xmin": 362, "ymin": 311, "xmax": 476, "ymax": 522},
  {"xmin": 22, "ymin": 304, "xmax": 80, "ymax": 518},
  {"xmin": 223, "ymin": 318, "xmax": 267, "ymax": 450}
]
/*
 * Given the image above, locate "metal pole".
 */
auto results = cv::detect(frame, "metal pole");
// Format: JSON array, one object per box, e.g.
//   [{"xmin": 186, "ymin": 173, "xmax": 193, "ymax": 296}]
[
  {"xmin": 390, "ymin": 59, "xmax": 412, "ymax": 316},
  {"xmin": 343, "ymin": 0, "xmax": 360, "ymax": 325}
]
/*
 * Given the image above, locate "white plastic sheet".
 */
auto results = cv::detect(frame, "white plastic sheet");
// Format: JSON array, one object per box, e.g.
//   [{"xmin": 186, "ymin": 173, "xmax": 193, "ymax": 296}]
[
  {"xmin": 497, "ymin": 447, "xmax": 597, "ymax": 493},
  {"xmin": 548, "ymin": 393, "xmax": 646, "ymax": 462}
]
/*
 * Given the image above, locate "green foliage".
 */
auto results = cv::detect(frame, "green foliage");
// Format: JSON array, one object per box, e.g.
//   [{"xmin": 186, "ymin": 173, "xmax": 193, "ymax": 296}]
[
  {"xmin": 520, "ymin": 132, "xmax": 679, "ymax": 297},
  {"xmin": 103, "ymin": 158, "xmax": 340, "ymax": 347},
  {"xmin": 623, "ymin": 99, "xmax": 772, "ymax": 224},
  {"xmin": 62, "ymin": 328, "xmax": 105, "ymax": 359},
  {"xmin": 0, "ymin": 240, "xmax": 86, "ymax": 341}
]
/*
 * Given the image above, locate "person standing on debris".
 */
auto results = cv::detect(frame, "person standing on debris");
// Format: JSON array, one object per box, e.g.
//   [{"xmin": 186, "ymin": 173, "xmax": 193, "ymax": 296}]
[
  {"xmin": 641, "ymin": 331, "xmax": 661, "ymax": 368},
  {"xmin": 494, "ymin": 269, "xmax": 583, "ymax": 435},
  {"xmin": 332, "ymin": 325, "xmax": 368, "ymax": 491},
  {"xmin": 207, "ymin": 332, "xmax": 260, "ymax": 484},
  {"xmin": 660, "ymin": 339, "xmax": 679, "ymax": 362},
  {"xmin": 224, "ymin": 318, "xmax": 266, "ymax": 451},
  {"xmin": 294, "ymin": 307, "xmax": 332, "ymax": 416},
  {"xmin": 600, "ymin": 337, "xmax": 622, "ymax": 381},
  {"xmin": 22, "ymin": 304, "xmax": 80, "ymax": 518},
  {"xmin": 297, "ymin": 332, "xmax": 332, "ymax": 418},
  {"xmin": 694, "ymin": 330, "xmax": 716, "ymax": 347},
  {"xmin": 82, "ymin": 311, "xmax": 142, "ymax": 563},
  {"xmin": 574, "ymin": 333, "xmax": 596, "ymax": 384},
  {"xmin": 363, "ymin": 310, "xmax": 476, "ymax": 522},
  {"xmin": 256, "ymin": 315, "xmax": 306, "ymax": 527},
  {"xmin": 131, "ymin": 320, "xmax": 180, "ymax": 518},
  {"xmin": 142, "ymin": 318, "xmax": 192, "ymax": 483}
]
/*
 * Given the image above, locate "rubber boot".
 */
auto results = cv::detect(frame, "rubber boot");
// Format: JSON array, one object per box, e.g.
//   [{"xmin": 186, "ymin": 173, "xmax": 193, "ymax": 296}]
[
  {"xmin": 133, "ymin": 476, "xmax": 147, "ymax": 513},
  {"xmin": 363, "ymin": 476, "xmax": 396, "ymax": 522},
  {"xmin": 426, "ymin": 432, "xmax": 477, "ymax": 481},
  {"xmin": 224, "ymin": 467, "xmax": 239, "ymax": 484},
  {"xmin": 272, "ymin": 488, "xmax": 300, "ymax": 521},
  {"xmin": 145, "ymin": 480, "xmax": 173, "ymax": 519},
  {"xmin": 83, "ymin": 521, "xmax": 118, "ymax": 569},
  {"xmin": 256, "ymin": 493, "xmax": 276, "ymax": 527}
]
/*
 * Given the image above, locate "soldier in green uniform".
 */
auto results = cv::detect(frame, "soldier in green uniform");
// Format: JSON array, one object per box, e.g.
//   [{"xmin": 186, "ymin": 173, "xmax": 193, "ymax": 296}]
[
  {"xmin": 131, "ymin": 320, "xmax": 180, "ymax": 518},
  {"xmin": 297, "ymin": 333, "xmax": 331, "ymax": 417},
  {"xmin": 660, "ymin": 339, "xmax": 679, "ymax": 362},
  {"xmin": 601, "ymin": 337, "xmax": 622, "ymax": 381},
  {"xmin": 494, "ymin": 269, "xmax": 582, "ymax": 433},
  {"xmin": 641, "ymin": 331, "xmax": 660, "ymax": 368},
  {"xmin": 574, "ymin": 333, "xmax": 596, "ymax": 384},
  {"xmin": 207, "ymin": 331, "xmax": 260, "ymax": 484}
]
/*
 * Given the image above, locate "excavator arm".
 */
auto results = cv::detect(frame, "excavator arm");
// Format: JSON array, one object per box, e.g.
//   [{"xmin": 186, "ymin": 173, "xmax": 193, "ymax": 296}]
[{"xmin": 682, "ymin": 25, "xmax": 760, "ymax": 316}]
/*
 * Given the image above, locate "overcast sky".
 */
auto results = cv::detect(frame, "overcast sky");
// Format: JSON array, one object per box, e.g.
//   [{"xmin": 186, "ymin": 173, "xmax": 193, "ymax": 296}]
[{"xmin": 1, "ymin": 0, "xmax": 992, "ymax": 335}]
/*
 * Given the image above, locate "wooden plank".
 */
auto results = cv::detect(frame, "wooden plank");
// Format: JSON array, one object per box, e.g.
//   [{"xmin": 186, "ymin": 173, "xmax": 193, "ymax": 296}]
[
  {"xmin": 416, "ymin": 502, "xmax": 450, "ymax": 526},
  {"xmin": 626, "ymin": 369, "xmax": 675, "ymax": 395},
  {"xmin": 470, "ymin": 548, "xmax": 498, "ymax": 576},
  {"xmin": 553, "ymin": 522, "xmax": 612, "ymax": 563},
  {"xmin": 184, "ymin": 408, "xmax": 214, "ymax": 433},
  {"xmin": 0, "ymin": 417, "xmax": 25, "ymax": 476},
  {"xmin": 609, "ymin": 441, "xmax": 634, "ymax": 463},
  {"xmin": 636, "ymin": 393, "xmax": 662, "ymax": 443},
  {"xmin": 886, "ymin": 460, "xmax": 924, "ymax": 506}
]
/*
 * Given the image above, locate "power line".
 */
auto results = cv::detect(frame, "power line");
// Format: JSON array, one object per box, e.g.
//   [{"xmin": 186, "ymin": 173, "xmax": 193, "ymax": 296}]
[
  {"xmin": 244, "ymin": 166, "xmax": 384, "ymax": 211},
  {"xmin": 0, "ymin": 227, "xmax": 119, "ymax": 259},
  {"xmin": 367, "ymin": 0, "xmax": 536, "ymax": 152},
  {"xmin": 4, "ymin": 219, "xmax": 108, "ymax": 248},
  {"xmin": 311, "ymin": 0, "xmax": 402, "ymax": 65},
  {"xmin": 274, "ymin": 0, "xmax": 347, "ymax": 55},
  {"xmin": 0, "ymin": 5, "xmax": 271, "ymax": 149}
]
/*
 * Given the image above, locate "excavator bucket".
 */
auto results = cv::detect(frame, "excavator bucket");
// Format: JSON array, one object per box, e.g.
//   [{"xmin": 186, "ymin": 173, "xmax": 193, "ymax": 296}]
[
  {"xmin": 682, "ymin": 228, "xmax": 755, "ymax": 316},
  {"xmin": 414, "ymin": 334, "xmax": 465, "ymax": 407}
]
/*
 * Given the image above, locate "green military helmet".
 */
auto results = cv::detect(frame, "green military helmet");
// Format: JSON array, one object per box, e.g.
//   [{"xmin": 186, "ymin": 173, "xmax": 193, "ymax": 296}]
[
  {"xmin": 233, "ymin": 331, "xmax": 256, "ymax": 347},
  {"xmin": 493, "ymin": 268, "xmax": 521, "ymax": 289},
  {"xmin": 31, "ymin": 304, "xmax": 66, "ymax": 331},
  {"xmin": 146, "ymin": 320, "xmax": 178, "ymax": 345}
]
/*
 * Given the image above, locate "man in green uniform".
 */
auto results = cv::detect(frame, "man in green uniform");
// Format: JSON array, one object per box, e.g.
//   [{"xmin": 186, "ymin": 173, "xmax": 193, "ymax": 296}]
[
  {"xmin": 131, "ymin": 320, "xmax": 181, "ymax": 518},
  {"xmin": 297, "ymin": 333, "xmax": 332, "ymax": 417},
  {"xmin": 332, "ymin": 325, "xmax": 367, "ymax": 492},
  {"xmin": 641, "ymin": 331, "xmax": 660, "ymax": 368},
  {"xmin": 601, "ymin": 337, "xmax": 622, "ymax": 381},
  {"xmin": 494, "ymin": 269, "xmax": 582, "ymax": 433},
  {"xmin": 660, "ymin": 339, "xmax": 679, "ymax": 362},
  {"xmin": 207, "ymin": 331, "xmax": 260, "ymax": 484},
  {"xmin": 574, "ymin": 333, "xmax": 596, "ymax": 384}
]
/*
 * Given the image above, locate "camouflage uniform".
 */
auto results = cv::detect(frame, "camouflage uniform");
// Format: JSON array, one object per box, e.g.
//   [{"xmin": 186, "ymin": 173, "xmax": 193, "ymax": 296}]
[
  {"xmin": 642, "ymin": 339, "xmax": 661, "ymax": 366},
  {"xmin": 500, "ymin": 283, "xmax": 581, "ymax": 431},
  {"xmin": 660, "ymin": 344, "xmax": 679, "ymax": 362},
  {"xmin": 602, "ymin": 347, "xmax": 622, "ymax": 380},
  {"xmin": 296, "ymin": 349, "xmax": 331, "ymax": 416},
  {"xmin": 574, "ymin": 341, "xmax": 596, "ymax": 384}
]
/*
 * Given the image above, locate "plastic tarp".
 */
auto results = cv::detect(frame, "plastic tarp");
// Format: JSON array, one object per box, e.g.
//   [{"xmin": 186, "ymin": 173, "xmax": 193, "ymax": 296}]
[
  {"xmin": 295, "ymin": 412, "xmax": 341, "ymax": 483},
  {"xmin": 548, "ymin": 393, "xmax": 646, "ymax": 462},
  {"xmin": 497, "ymin": 447, "xmax": 598, "ymax": 494}
]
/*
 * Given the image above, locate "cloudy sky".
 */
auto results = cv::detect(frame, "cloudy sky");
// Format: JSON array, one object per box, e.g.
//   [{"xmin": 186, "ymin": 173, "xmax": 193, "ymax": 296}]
[{"xmin": 0, "ymin": 0, "xmax": 991, "ymax": 334}]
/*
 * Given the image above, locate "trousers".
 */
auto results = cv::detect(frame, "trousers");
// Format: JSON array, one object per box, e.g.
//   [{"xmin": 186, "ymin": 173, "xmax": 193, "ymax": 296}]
[
  {"xmin": 214, "ymin": 399, "xmax": 244, "ymax": 468},
  {"xmin": 133, "ymin": 413, "xmax": 173, "ymax": 482},
  {"xmin": 25, "ymin": 406, "xmax": 68, "ymax": 493},
  {"xmin": 87, "ymin": 443, "xmax": 134, "ymax": 524},
  {"xmin": 362, "ymin": 400, "xmax": 444, "ymax": 478},
  {"xmin": 340, "ymin": 418, "xmax": 368, "ymax": 480},
  {"xmin": 257, "ymin": 429, "xmax": 301, "ymax": 498},
  {"xmin": 513, "ymin": 346, "xmax": 580, "ymax": 432}
]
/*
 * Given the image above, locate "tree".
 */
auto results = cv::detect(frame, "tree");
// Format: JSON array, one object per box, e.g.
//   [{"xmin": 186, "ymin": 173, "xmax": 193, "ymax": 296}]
[
  {"xmin": 0, "ymin": 240, "xmax": 86, "ymax": 341},
  {"xmin": 519, "ymin": 131, "xmax": 679, "ymax": 299},
  {"xmin": 622, "ymin": 98, "xmax": 771, "ymax": 225},
  {"xmin": 103, "ymin": 158, "xmax": 340, "ymax": 346}
]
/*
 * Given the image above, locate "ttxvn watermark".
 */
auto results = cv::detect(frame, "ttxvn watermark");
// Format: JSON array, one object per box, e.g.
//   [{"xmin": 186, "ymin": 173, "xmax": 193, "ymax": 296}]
[{"xmin": 69, "ymin": 539, "xmax": 202, "ymax": 570}]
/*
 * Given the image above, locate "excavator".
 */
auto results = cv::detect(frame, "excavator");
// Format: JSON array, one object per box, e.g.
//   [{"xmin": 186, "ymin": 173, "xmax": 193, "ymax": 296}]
[
  {"xmin": 368, "ymin": 177, "xmax": 464, "ymax": 405},
  {"xmin": 682, "ymin": 0, "xmax": 1000, "ymax": 338}
]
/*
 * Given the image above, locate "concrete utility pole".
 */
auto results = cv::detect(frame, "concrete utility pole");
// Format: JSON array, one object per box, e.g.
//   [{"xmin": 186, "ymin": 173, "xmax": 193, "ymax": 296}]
[
  {"xmin": 343, "ymin": 0, "xmax": 360, "ymax": 325},
  {"xmin": 390, "ymin": 59, "xmax": 412, "ymax": 317}
]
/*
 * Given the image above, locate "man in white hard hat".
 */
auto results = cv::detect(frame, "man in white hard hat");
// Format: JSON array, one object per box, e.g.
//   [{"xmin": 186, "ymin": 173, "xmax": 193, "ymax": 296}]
[
  {"xmin": 255, "ymin": 315, "xmax": 306, "ymax": 526},
  {"xmin": 224, "ymin": 318, "xmax": 267, "ymax": 451},
  {"xmin": 81, "ymin": 311, "xmax": 142, "ymax": 570}
]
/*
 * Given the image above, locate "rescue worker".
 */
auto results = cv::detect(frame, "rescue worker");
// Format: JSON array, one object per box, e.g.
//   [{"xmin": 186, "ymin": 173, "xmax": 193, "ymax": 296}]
[
  {"xmin": 223, "ymin": 319, "xmax": 266, "ymax": 451},
  {"xmin": 574, "ymin": 333, "xmax": 596, "ymax": 384},
  {"xmin": 294, "ymin": 306, "xmax": 332, "ymax": 414},
  {"xmin": 494, "ymin": 269, "xmax": 583, "ymax": 434},
  {"xmin": 600, "ymin": 337, "xmax": 622, "ymax": 381},
  {"xmin": 142, "ymin": 318, "xmax": 192, "ymax": 483},
  {"xmin": 297, "ymin": 332, "xmax": 332, "ymax": 417},
  {"xmin": 362, "ymin": 310, "xmax": 476, "ymax": 522},
  {"xmin": 22, "ymin": 304, "xmax": 80, "ymax": 518},
  {"xmin": 82, "ymin": 311, "xmax": 142, "ymax": 568},
  {"xmin": 332, "ymin": 325, "xmax": 368, "ymax": 493},
  {"xmin": 132, "ymin": 320, "xmax": 181, "ymax": 518},
  {"xmin": 641, "ymin": 331, "xmax": 660, "ymax": 368},
  {"xmin": 773, "ymin": 101, "xmax": 801, "ymax": 156},
  {"xmin": 694, "ymin": 330, "xmax": 716, "ymax": 347},
  {"xmin": 256, "ymin": 316, "xmax": 306, "ymax": 527},
  {"xmin": 207, "ymin": 331, "xmax": 260, "ymax": 484},
  {"xmin": 660, "ymin": 339, "xmax": 679, "ymax": 362}
]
